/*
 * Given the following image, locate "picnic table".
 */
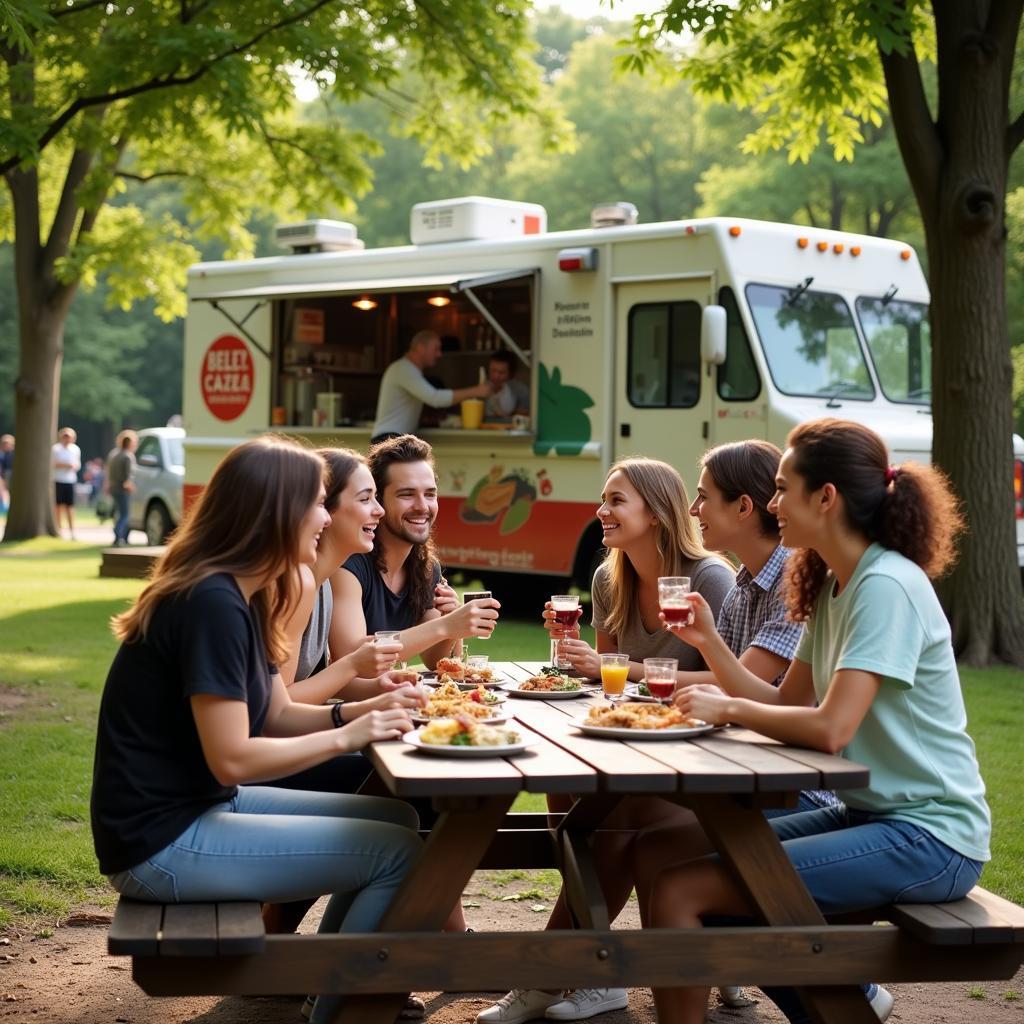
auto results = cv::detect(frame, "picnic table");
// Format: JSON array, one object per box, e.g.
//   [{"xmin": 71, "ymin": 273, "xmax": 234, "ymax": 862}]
[{"xmin": 117, "ymin": 660, "xmax": 1024, "ymax": 1024}]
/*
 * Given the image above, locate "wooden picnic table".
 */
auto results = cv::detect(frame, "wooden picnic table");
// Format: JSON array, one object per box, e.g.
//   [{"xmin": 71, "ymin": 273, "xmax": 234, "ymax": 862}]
[{"xmin": 126, "ymin": 660, "xmax": 1024, "ymax": 1024}]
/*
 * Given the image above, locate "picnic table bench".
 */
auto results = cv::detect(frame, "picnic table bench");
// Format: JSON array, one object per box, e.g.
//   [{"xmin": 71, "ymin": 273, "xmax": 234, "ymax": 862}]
[{"xmin": 108, "ymin": 661, "xmax": 1024, "ymax": 1024}]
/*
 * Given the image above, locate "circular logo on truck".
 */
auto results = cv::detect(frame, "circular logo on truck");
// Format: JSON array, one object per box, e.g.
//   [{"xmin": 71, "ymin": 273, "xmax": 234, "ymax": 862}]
[{"xmin": 201, "ymin": 335, "xmax": 253, "ymax": 421}]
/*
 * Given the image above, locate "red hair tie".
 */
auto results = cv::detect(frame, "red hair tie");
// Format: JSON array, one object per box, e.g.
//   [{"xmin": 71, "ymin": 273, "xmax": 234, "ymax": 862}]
[{"xmin": 885, "ymin": 465, "xmax": 899, "ymax": 485}]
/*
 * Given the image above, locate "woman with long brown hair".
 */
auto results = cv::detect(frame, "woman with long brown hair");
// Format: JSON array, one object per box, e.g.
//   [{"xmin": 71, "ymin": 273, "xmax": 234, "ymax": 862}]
[
  {"xmin": 556, "ymin": 456, "xmax": 734, "ymax": 678},
  {"xmin": 90, "ymin": 436, "xmax": 421, "ymax": 1024},
  {"xmin": 647, "ymin": 419, "xmax": 990, "ymax": 1024}
]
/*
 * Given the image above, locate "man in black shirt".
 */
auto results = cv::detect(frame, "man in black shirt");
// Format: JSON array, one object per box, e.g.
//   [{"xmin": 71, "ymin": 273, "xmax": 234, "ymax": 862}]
[{"xmin": 331, "ymin": 435, "xmax": 498, "ymax": 670}]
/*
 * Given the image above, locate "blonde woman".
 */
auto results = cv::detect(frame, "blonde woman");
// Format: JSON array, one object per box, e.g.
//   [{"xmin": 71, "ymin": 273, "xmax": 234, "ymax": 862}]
[{"xmin": 557, "ymin": 457, "xmax": 734, "ymax": 678}]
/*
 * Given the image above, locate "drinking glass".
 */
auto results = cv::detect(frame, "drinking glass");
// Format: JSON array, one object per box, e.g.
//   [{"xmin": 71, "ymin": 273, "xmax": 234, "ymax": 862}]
[
  {"xmin": 599, "ymin": 653, "xmax": 630, "ymax": 703},
  {"xmin": 644, "ymin": 657, "xmax": 678, "ymax": 703},
  {"xmin": 657, "ymin": 576, "xmax": 692, "ymax": 627},
  {"xmin": 463, "ymin": 590, "xmax": 494, "ymax": 641},
  {"xmin": 374, "ymin": 629, "xmax": 405, "ymax": 670},
  {"xmin": 549, "ymin": 594, "xmax": 581, "ymax": 670}
]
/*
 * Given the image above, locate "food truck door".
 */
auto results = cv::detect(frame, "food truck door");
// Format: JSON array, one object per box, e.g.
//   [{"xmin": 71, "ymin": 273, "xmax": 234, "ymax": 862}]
[{"xmin": 613, "ymin": 277, "xmax": 715, "ymax": 481}]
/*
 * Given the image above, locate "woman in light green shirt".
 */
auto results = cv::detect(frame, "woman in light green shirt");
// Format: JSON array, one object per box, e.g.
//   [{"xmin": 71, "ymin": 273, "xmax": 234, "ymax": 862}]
[{"xmin": 645, "ymin": 418, "xmax": 990, "ymax": 1024}]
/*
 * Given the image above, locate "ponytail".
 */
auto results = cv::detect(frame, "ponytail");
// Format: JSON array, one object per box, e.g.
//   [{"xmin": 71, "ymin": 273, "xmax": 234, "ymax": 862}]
[{"xmin": 782, "ymin": 419, "xmax": 964, "ymax": 620}]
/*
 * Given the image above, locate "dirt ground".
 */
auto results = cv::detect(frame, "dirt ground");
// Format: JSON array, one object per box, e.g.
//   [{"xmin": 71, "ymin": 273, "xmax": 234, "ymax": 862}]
[{"xmin": 1, "ymin": 883, "xmax": 1021, "ymax": 1024}]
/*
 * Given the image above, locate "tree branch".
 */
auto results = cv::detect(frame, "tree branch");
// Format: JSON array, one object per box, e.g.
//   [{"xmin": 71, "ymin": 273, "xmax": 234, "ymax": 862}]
[
  {"xmin": 876, "ymin": 4, "xmax": 941, "ymax": 214},
  {"xmin": 1009, "ymin": 109, "xmax": 1024, "ymax": 156},
  {"xmin": 0, "ymin": 0, "xmax": 340, "ymax": 177},
  {"xmin": 987, "ymin": 0, "xmax": 1024, "ymax": 152},
  {"xmin": 117, "ymin": 169, "xmax": 190, "ymax": 182},
  {"xmin": 50, "ymin": 0, "xmax": 109, "ymax": 19}
]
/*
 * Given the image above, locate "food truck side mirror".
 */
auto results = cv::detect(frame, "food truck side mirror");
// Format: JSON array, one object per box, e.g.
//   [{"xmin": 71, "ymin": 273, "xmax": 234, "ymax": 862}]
[{"xmin": 701, "ymin": 305, "xmax": 727, "ymax": 366}]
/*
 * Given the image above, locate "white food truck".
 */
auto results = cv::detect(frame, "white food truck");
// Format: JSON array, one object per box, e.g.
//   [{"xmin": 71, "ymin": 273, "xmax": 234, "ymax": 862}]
[{"xmin": 183, "ymin": 196, "xmax": 1024, "ymax": 588}]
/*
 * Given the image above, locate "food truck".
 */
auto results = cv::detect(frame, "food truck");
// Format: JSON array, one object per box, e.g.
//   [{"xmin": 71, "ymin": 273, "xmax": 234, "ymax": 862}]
[{"xmin": 184, "ymin": 195, "xmax": 1024, "ymax": 588}]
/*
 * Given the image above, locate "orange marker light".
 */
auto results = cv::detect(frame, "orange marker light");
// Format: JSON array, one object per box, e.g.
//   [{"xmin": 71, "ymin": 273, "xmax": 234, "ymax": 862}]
[
  {"xmin": 729, "ymin": 225, "xmax": 742, "ymax": 237},
  {"xmin": 797, "ymin": 238, "xmax": 809, "ymax": 249},
  {"xmin": 833, "ymin": 243, "xmax": 844, "ymax": 254},
  {"xmin": 817, "ymin": 241, "xmax": 828, "ymax": 252},
  {"xmin": 900, "ymin": 249, "xmax": 911, "ymax": 261},
  {"xmin": 850, "ymin": 246, "xmax": 861, "ymax": 257}
]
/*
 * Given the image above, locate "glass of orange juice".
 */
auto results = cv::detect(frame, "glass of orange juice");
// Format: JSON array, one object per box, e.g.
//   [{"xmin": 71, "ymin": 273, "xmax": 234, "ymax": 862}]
[{"xmin": 599, "ymin": 653, "xmax": 630, "ymax": 703}]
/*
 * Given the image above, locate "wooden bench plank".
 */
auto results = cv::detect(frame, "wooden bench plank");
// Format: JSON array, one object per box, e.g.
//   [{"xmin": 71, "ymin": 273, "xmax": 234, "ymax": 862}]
[
  {"xmin": 161, "ymin": 903, "xmax": 218, "ymax": 956},
  {"xmin": 888, "ymin": 901, "xmax": 977, "ymax": 945},
  {"xmin": 962, "ymin": 887, "xmax": 1024, "ymax": 941},
  {"xmin": 216, "ymin": 902, "xmax": 266, "ymax": 955},
  {"xmin": 890, "ymin": 887, "xmax": 1024, "ymax": 945},
  {"xmin": 108, "ymin": 899, "xmax": 163, "ymax": 956}
]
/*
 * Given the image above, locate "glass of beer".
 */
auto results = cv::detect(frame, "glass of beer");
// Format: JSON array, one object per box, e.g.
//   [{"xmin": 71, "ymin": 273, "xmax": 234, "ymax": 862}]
[
  {"xmin": 644, "ymin": 657, "xmax": 678, "ymax": 703},
  {"xmin": 550, "ymin": 594, "xmax": 581, "ymax": 670},
  {"xmin": 658, "ymin": 576, "xmax": 692, "ymax": 627},
  {"xmin": 462, "ymin": 590, "xmax": 494, "ymax": 641},
  {"xmin": 599, "ymin": 653, "xmax": 630, "ymax": 703}
]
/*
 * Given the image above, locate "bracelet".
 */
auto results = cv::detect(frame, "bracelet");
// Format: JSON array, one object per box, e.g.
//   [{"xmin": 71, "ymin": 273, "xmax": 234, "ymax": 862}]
[{"xmin": 330, "ymin": 701, "xmax": 345, "ymax": 728}]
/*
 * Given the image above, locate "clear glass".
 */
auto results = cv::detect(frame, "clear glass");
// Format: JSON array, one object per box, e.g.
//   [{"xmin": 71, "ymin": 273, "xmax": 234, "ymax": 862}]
[
  {"xmin": 644, "ymin": 657, "xmax": 678, "ymax": 703},
  {"xmin": 657, "ymin": 576, "xmax": 691, "ymax": 627},
  {"xmin": 745, "ymin": 283, "xmax": 874, "ymax": 401},
  {"xmin": 599, "ymin": 653, "xmax": 630, "ymax": 702},
  {"xmin": 855, "ymin": 297, "xmax": 931, "ymax": 405},
  {"xmin": 374, "ymin": 630, "xmax": 404, "ymax": 670},
  {"xmin": 550, "ymin": 594, "xmax": 581, "ymax": 670},
  {"xmin": 462, "ymin": 590, "xmax": 493, "ymax": 641}
]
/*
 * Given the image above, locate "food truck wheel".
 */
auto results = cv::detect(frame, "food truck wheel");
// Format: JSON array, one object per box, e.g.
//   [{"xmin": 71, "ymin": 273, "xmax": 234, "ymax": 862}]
[{"xmin": 145, "ymin": 501, "xmax": 173, "ymax": 545}]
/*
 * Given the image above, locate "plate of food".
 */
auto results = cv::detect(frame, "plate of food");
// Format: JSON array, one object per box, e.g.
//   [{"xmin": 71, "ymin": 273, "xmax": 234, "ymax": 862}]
[
  {"xmin": 624, "ymin": 683, "xmax": 661, "ymax": 704},
  {"xmin": 403, "ymin": 717, "xmax": 536, "ymax": 757},
  {"xmin": 412, "ymin": 680, "xmax": 508, "ymax": 724},
  {"xmin": 434, "ymin": 657, "xmax": 505, "ymax": 689},
  {"xmin": 505, "ymin": 667, "xmax": 598, "ymax": 699},
  {"xmin": 574, "ymin": 702, "xmax": 713, "ymax": 739}
]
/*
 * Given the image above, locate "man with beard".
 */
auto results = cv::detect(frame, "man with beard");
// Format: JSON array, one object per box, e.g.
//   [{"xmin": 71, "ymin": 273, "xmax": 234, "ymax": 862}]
[{"xmin": 329, "ymin": 434, "xmax": 499, "ymax": 670}]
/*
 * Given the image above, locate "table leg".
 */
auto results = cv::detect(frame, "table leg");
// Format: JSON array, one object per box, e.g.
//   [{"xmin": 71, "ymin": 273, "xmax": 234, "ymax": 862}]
[
  {"xmin": 330, "ymin": 792, "xmax": 516, "ymax": 1024},
  {"xmin": 684, "ymin": 794, "xmax": 878, "ymax": 1024},
  {"xmin": 555, "ymin": 795, "xmax": 624, "ymax": 932}
]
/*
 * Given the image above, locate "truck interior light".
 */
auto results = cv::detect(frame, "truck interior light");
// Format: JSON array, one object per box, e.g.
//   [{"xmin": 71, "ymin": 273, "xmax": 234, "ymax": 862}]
[
  {"xmin": 352, "ymin": 297, "xmax": 378, "ymax": 311},
  {"xmin": 728, "ymin": 225, "xmax": 742, "ymax": 237},
  {"xmin": 900, "ymin": 249, "xmax": 911, "ymax": 261},
  {"xmin": 833, "ymin": 243, "xmax": 844, "ymax": 254},
  {"xmin": 817, "ymin": 241, "xmax": 828, "ymax": 252},
  {"xmin": 850, "ymin": 246, "xmax": 862, "ymax": 257},
  {"xmin": 427, "ymin": 295, "xmax": 451, "ymax": 307},
  {"xmin": 797, "ymin": 237, "xmax": 809, "ymax": 248}
]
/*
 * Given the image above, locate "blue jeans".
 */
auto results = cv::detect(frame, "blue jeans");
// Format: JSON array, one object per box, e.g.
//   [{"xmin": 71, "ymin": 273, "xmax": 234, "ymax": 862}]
[
  {"xmin": 753, "ymin": 804, "xmax": 983, "ymax": 1023},
  {"xmin": 113, "ymin": 492, "xmax": 130, "ymax": 543},
  {"xmin": 109, "ymin": 785, "xmax": 421, "ymax": 1024}
]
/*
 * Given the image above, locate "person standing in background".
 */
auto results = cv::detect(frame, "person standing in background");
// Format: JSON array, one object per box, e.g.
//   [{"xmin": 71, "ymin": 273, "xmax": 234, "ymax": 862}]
[
  {"xmin": 106, "ymin": 431, "xmax": 137, "ymax": 547},
  {"xmin": 483, "ymin": 350, "xmax": 529, "ymax": 422},
  {"xmin": 371, "ymin": 330, "xmax": 492, "ymax": 444},
  {"xmin": 51, "ymin": 427, "xmax": 81, "ymax": 540}
]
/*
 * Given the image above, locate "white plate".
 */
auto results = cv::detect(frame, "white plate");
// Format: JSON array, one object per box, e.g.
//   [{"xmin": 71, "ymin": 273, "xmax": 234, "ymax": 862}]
[
  {"xmin": 403, "ymin": 728, "xmax": 536, "ymax": 757},
  {"xmin": 505, "ymin": 680, "xmax": 599, "ymax": 700},
  {"xmin": 574, "ymin": 721, "xmax": 714, "ymax": 740},
  {"xmin": 623, "ymin": 685, "xmax": 662, "ymax": 704},
  {"xmin": 411, "ymin": 710, "xmax": 509, "ymax": 726}
]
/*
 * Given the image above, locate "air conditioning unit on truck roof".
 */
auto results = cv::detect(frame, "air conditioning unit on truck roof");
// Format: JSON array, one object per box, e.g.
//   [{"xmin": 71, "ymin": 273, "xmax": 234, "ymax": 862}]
[
  {"xmin": 275, "ymin": 219, "xmax": 364, "ymax": 253},
  {"xmin": 410, "ymin": 196, "xmax": 547, "ymax": 245}
]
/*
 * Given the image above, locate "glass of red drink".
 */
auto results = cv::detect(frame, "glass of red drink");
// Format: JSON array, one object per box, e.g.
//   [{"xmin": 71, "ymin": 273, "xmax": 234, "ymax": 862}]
[
  {"xmin": 550, "ymin": 594, "xmax": 581, "ymax": 669},
  {"xmin": 643, "ymin": 657, "xmax": 678, "ymax": 703},
  {"xmin": 657, "ymin": 576, "xmax": 692, "ymax": 627}
]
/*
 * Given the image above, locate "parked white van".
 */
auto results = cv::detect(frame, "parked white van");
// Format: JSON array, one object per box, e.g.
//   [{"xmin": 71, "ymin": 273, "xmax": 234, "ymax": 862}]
[{"xmin": 181, "ymin": 197, "xmax": 1024, "ymax": 588}]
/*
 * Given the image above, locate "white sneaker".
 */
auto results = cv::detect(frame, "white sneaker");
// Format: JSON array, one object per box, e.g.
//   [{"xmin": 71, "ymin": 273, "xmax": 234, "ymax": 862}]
[
  {"xmin": 545, "ymin": 989, "xmax": 628, "ymax": 1021},
  {"xmin": 870, "ymin": 985, "xmax": 894, "ymax": 1022},
  {"xmin": 718, "ymin": 986, "xmax": 756, "ymax": 1008},
  {"xmin": 477, "ymin": 990, "xmax": 563, "ymax": 1024}
]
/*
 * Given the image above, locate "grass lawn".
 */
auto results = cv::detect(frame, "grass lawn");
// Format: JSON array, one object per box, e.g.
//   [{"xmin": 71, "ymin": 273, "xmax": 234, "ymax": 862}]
[{"xmin": 0, "ymin": 540, "xmax": 1021, "ymax": 930}]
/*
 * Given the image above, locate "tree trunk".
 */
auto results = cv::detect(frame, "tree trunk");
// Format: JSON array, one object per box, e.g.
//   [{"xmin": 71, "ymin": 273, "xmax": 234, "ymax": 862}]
[
  {"xmin": 3, "ymin": 306, "xmax": 70, "ymax": 540},
  {"xmin": 921, "ymin": 7, "xmax": 1024, "ymax": 665}
]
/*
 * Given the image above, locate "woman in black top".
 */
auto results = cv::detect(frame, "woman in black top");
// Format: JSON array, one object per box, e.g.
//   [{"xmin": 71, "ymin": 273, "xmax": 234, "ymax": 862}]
[{"xmin": 91, "ymin": 436, "xmax": 422, "ymax": 1024}]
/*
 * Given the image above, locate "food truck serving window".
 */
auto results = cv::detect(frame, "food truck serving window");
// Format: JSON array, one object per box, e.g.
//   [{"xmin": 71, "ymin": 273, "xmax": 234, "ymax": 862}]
[{"xmin": 627, "ymin": 301, "xmax": 701, "ymax": 408}]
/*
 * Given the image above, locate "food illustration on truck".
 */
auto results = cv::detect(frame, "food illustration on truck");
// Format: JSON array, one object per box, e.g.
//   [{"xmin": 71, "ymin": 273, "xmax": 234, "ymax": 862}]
[{"xmin": 179, "ymin": 195, "xmax": 1024, "ymax": 586}]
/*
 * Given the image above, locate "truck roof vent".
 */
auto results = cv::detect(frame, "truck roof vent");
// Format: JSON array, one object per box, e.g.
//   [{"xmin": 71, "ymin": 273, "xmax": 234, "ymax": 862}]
[
  {"xmin": 274, "ymin": 220, "xmax": 365, "ymax": 254},
  {"xmin": 591, "ymin": 202, "xmax": 639, "ymax": 228},
  {"xmin": 411, "ymin": 196, "xmax": 547, "ymax": 245}
]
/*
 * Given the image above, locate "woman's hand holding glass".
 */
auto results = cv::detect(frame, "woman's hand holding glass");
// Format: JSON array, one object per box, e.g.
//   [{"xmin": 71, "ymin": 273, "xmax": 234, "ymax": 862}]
[
  {"xmin": 349, "ymin": 637, "xmax": 402, "ymax": 677},
  {"xmin": 673, "ymin": 683, "xmax": 732, "ymax": 726},
  {"xmin": 659, "ymin": 591, "xmax": 715, "ymax": 648},
  {"xmin": 555, "ymin": 637, "xmax": 601, "ymax": 679}
]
